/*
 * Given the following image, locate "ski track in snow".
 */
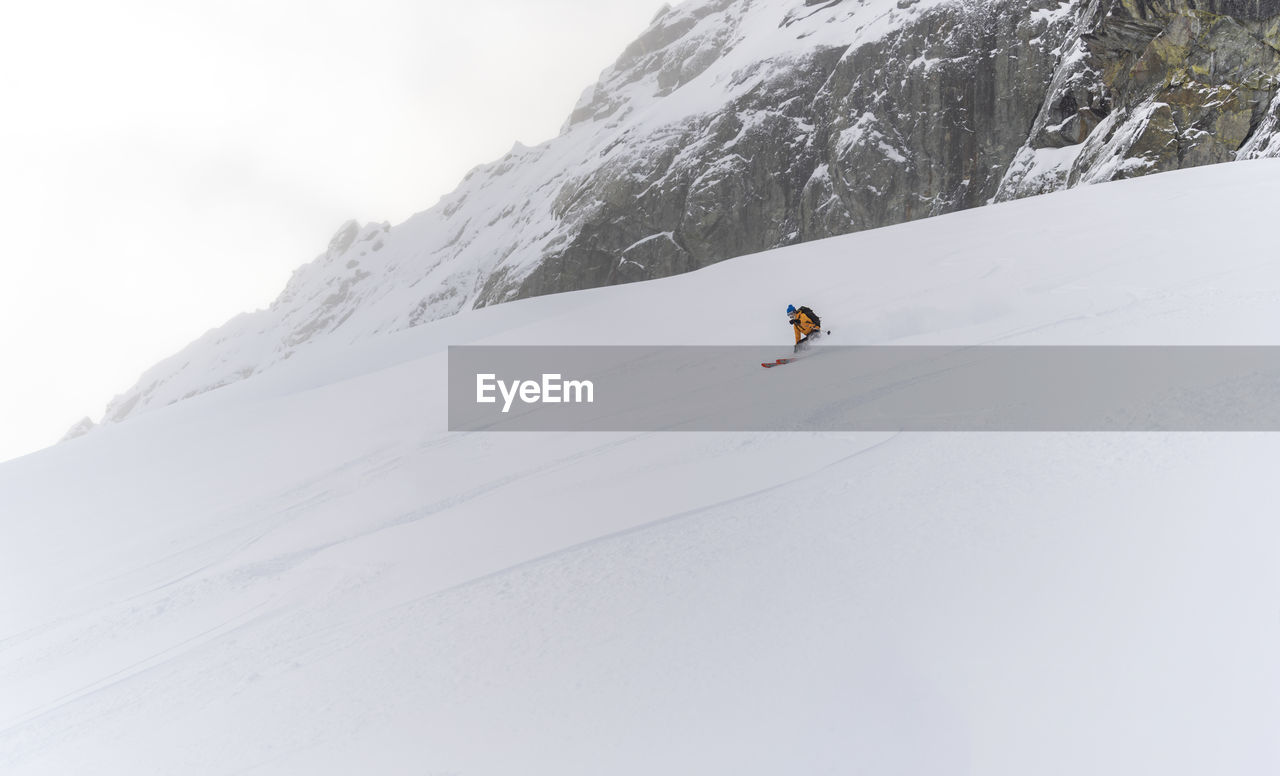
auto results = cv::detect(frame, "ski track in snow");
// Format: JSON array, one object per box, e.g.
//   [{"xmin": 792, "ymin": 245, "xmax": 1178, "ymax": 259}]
[{"xmin": 3, "ymin": 162, "xmax": 1280, "ymax": 773}]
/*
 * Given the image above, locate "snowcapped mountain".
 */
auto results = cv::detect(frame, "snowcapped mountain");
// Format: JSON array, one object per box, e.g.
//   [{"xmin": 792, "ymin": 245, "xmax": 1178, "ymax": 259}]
[
  {"xmin": 91, "ymin": 0, "xmax": 1280, "ymax": 428},
  {"xmin": 5, "ymin": 161, "xmax": 1280, "ymax": 774}
]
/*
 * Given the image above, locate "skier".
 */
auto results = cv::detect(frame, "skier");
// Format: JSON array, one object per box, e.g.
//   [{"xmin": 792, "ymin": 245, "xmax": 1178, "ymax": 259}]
[{"xmin": 787, "ymin": 304, "xmax": 823, "ymax": 353}]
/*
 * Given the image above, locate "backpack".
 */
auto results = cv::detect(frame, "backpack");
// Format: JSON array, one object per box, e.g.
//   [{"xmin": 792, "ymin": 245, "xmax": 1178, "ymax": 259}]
[{"xmin": 798, "ymin": 305, "xmax": 821, "ymax": 328}]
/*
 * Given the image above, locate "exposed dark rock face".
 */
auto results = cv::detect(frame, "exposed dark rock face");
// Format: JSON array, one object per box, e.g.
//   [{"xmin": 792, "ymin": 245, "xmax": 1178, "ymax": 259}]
[
  {"xmin": 501, "ymin": 0, "xmax": 1280, "ymax": 302},
  {"xmin": 496, "ymin": 1, "xmax": 1079, "ymax": 303},
  {"xmin": 796, "ymin": 4, "xmax": 1073, "ymax": 231},
  {"xmin": 998, "ymin": 0, "xmax": 1280, "ymax": 196}
]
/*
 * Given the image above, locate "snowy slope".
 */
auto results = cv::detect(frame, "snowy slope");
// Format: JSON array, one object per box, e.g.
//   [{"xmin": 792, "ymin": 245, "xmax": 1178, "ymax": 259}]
[{"xmin": 4, "ymin": 161, "xmax": 1280, "ymax": 774}]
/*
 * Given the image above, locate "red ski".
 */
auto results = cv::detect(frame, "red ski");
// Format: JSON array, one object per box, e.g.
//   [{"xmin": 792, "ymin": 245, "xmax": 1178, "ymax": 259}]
[{"xmin": 761, "ymin": 358, "xmax": 798, "ymax": 368}]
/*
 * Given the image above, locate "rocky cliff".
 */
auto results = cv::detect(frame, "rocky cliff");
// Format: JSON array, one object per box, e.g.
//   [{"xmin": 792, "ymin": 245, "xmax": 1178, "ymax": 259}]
[
  {"xmin": 95, "ymin": 0, "xmax": 1280, "ymax": 427},
  {"xmin": 998, "ymin": 0, "xmax": 1280, "ymax": 197}
]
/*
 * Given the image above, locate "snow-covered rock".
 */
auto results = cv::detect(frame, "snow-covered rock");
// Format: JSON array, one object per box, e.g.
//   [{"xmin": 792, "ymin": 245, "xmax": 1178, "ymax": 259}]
[{"xmin": 58, "ymin": 417, "xmax": 96, "ymax": 442}]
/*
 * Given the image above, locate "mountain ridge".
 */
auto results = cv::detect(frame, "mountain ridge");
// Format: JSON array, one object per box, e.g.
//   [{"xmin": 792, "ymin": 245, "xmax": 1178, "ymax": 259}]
[{"xmin": 86, "ymin": 0, "xmax": 1280, "ymax": 432}]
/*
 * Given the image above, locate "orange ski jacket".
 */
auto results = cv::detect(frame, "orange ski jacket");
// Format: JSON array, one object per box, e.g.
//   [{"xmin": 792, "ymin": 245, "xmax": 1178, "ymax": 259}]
[{"xmin": 791, "ymin": 309, "xmax": 821, "ymax": 344}]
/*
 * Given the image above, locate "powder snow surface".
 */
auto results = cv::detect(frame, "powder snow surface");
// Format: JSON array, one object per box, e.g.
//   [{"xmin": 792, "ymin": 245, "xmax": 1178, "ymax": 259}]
[{"xmin": 3, "ymin": 161, "xmax": 1280, "ymax": 774}]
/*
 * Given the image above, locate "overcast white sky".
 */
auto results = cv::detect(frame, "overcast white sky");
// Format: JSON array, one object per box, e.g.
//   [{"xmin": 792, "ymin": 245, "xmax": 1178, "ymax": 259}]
[{"xmin": 0, "ymin": 0, "xmax": 667, "ymax": 463}]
